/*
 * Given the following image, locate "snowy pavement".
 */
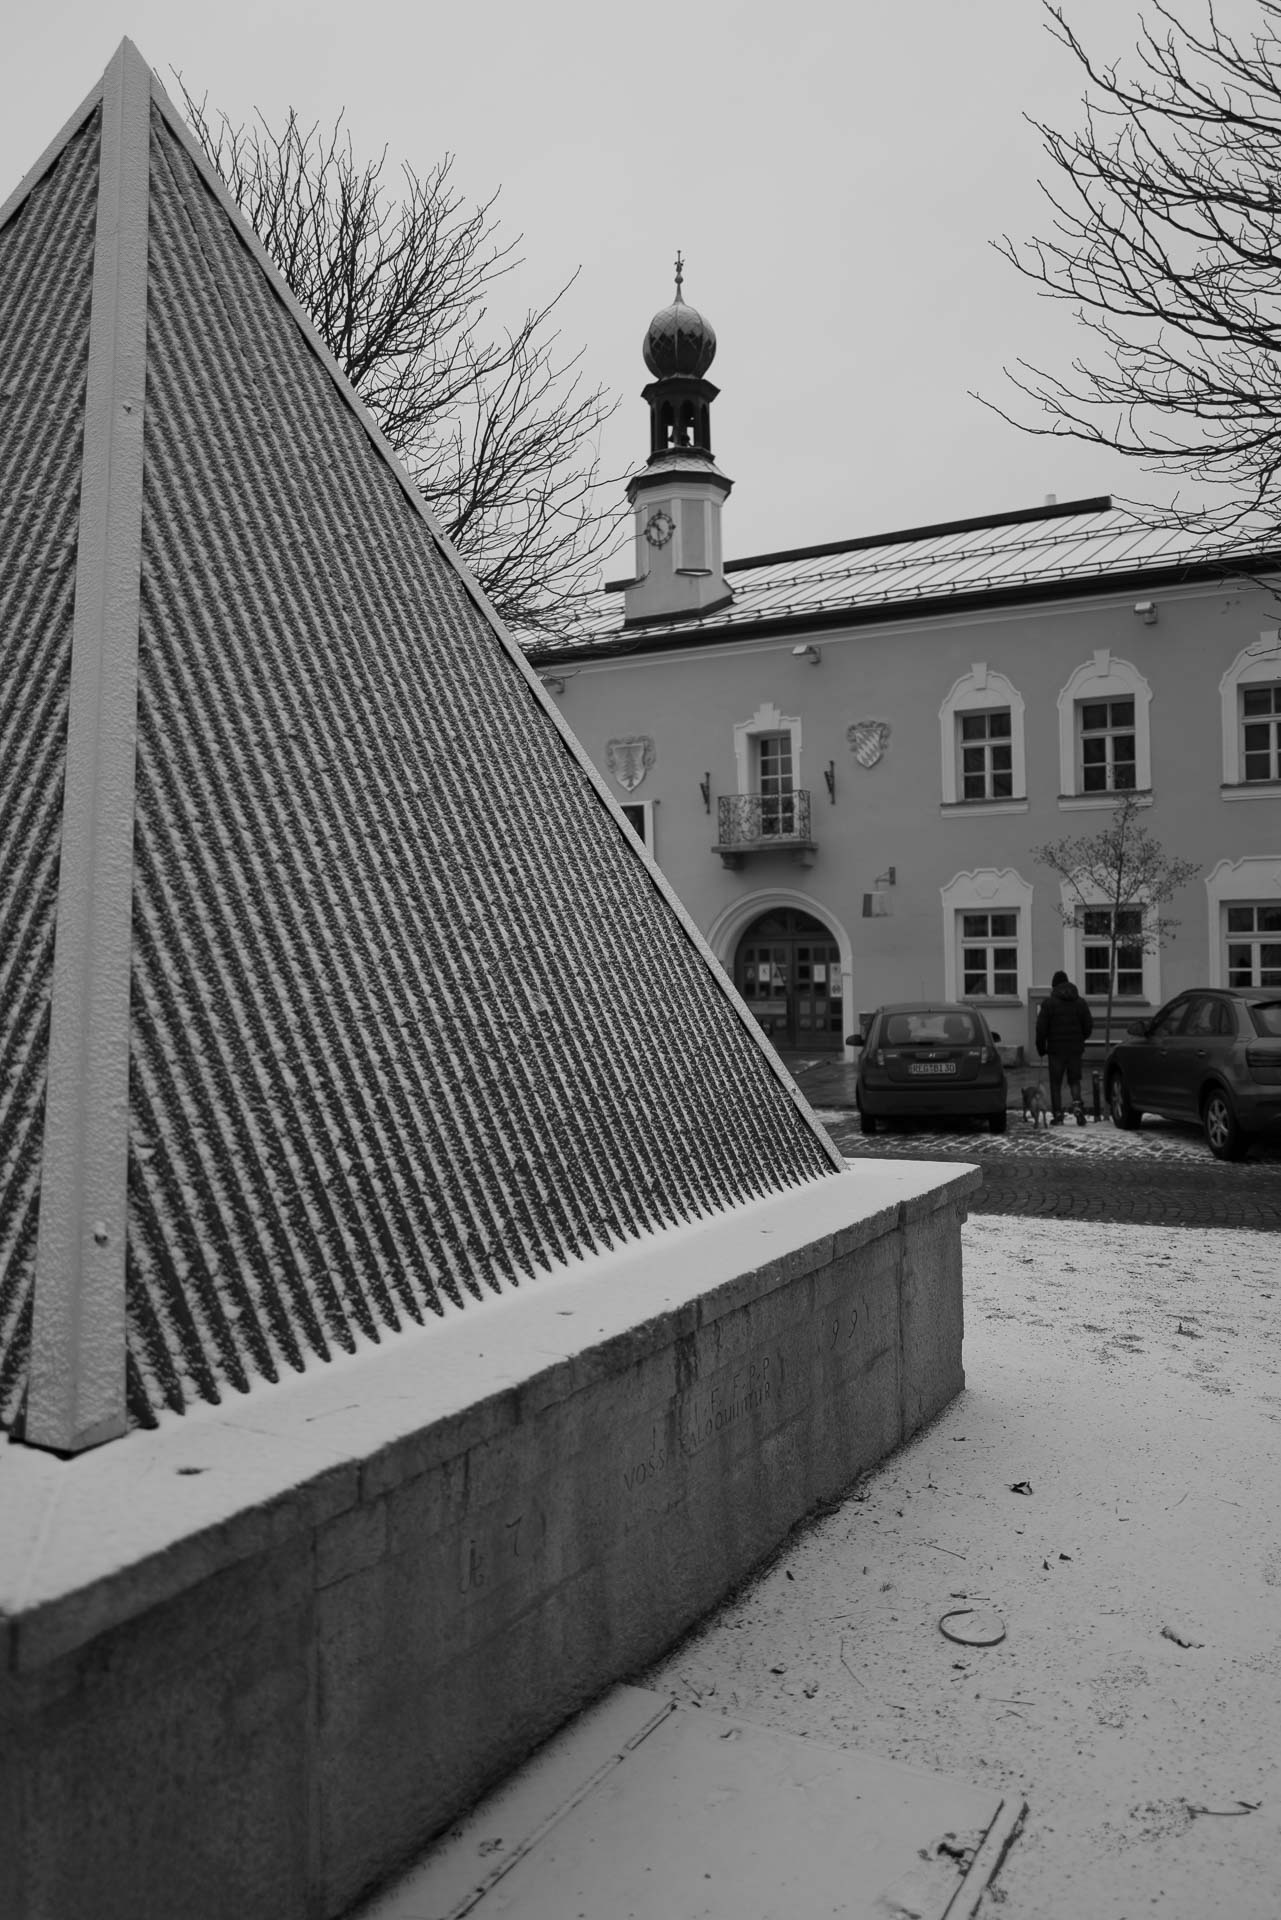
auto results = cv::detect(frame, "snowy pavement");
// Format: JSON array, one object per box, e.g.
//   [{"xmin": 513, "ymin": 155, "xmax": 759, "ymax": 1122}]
[{"xmin": 641, "ymin": 1213, "xmax": 1281, "ymax": 1920}]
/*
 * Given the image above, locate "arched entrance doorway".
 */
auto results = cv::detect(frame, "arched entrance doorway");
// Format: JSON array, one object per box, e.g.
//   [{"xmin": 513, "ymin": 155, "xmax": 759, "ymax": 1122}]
[{"xmin": 734, "ymin": 908, "xmax": 844, "ymax": 1051}]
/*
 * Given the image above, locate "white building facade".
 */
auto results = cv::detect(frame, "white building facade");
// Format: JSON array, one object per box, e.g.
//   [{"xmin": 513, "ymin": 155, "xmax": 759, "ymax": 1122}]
[{"xmin": 527, "ymin": 284, "xmax": 1281, "ymax": 1059}]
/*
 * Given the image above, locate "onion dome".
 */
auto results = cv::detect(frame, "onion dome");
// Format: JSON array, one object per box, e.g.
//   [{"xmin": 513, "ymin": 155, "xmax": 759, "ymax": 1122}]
[{"xmin": 642, "ymin": 255, "xmax": 716, "ymax": 379}]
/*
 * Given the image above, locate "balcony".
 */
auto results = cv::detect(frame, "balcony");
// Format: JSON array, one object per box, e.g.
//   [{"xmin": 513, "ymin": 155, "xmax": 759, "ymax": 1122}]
[{"xmin": 714, "ymin": 791, "xmax": 817, "ymax": 869}]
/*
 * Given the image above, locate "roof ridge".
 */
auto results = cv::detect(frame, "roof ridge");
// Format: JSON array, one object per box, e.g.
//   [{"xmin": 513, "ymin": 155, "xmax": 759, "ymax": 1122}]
[{"xmin": 722, "ymin": 495, "xmax": 1117, "ymax": 575}]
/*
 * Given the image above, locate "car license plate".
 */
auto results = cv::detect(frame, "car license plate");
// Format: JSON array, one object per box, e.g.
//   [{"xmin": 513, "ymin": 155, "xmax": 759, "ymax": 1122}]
[{"xmin": 909, "ymin": 1062, "xmax": 956, "ymax": 1076}]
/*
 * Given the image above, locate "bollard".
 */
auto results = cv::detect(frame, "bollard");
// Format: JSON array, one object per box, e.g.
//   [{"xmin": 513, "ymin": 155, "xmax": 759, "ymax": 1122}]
[{"xmin": 1092, "ymin": 1069, "xmax": 1102, "ymax": 1122}]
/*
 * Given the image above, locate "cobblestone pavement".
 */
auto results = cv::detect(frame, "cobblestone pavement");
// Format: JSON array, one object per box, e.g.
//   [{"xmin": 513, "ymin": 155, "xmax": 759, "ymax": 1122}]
[{"xmin": 815, "ymin": 1110, "xmax": 1281, "ymax": 1229}]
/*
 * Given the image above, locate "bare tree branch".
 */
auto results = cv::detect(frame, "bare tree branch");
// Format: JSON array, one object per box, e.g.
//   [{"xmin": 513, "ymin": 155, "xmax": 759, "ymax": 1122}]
[
  {"xmin": 985, "ymin": 2, "xmax": 1281, "ymax": 537},
  {"xmin": 1033, "ymin": 794, "xmax": 1200, "ymax": 1045},
  {"xmin": 177, "ymin": 80, "xmax": 625, "ymax": 631}
]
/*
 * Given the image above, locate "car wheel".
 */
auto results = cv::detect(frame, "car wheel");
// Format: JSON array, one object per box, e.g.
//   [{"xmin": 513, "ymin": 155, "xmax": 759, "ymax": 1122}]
[
  {"xmin": 859, "ymin": 1110, "xmax": 878, "ymax": 1135},
  {"xmin": 1203, "ymin": 1087, "xmax": 1247, "ymax": 1161},
  {"xmin": 1108, "ymin": 1070, "xmax": 1140, "ymax": 1130},
  {"xmin": 988, "ymin": 1109, "xmax": 1007, "ymax": 1134}
]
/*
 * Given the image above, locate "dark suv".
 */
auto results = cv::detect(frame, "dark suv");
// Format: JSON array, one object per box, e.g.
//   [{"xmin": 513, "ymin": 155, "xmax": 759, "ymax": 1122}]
[{"xmin": 1104, "ymin": 989, "xmax": 1281, "ymax": 1159}]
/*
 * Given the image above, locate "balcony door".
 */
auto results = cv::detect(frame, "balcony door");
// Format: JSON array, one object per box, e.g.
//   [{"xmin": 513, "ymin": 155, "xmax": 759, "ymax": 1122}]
[
  {"xmin": 734, "ymin": 908, "xmax": 843, "ymax": 1051},
  {"xmin": 754, "ymin": 733, "xmax": 796, "ymax": 836}
]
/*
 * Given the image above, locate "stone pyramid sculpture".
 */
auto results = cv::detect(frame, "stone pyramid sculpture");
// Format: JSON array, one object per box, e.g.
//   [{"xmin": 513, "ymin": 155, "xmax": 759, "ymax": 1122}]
[{"xmin": 0, "ymin": 42, "xmax": 841, "ymax": 1454}]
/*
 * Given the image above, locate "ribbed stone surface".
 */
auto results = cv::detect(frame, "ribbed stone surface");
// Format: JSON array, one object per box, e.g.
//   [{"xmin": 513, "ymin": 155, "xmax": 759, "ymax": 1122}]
[{"xmin": 98, "ymin": 112, "xmax": 832, "ymax": 1422}]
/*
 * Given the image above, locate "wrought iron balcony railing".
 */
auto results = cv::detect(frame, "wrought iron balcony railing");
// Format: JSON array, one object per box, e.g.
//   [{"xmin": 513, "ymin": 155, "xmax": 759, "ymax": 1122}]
[{"xmin": 714, "ymin": 791, "xmax": 816, "ymax": 868}]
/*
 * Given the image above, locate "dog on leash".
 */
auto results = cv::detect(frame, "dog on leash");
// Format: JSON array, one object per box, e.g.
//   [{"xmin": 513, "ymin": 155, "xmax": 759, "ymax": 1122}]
[{"xmin": 1021, "ymin": 1084, "xmax": 1052, "ymax": 1130}]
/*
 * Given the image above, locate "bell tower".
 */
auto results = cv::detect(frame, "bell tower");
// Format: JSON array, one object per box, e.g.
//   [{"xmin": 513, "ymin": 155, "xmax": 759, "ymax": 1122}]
[{"xmin": 624, "ymin": 255, "xmax": 733, "ymax": 625}]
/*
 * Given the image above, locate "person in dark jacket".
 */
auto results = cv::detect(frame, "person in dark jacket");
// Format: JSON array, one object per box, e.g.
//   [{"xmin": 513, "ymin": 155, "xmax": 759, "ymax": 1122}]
[{"xmin": 1035, "ymin": 969, "xmax": 1094, "ymax": 1124}]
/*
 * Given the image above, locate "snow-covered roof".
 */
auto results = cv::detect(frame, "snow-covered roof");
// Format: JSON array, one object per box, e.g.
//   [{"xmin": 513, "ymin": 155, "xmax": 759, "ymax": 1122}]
[
  {"xmin": 525, "ymin": 498, "xmax": 1281, "ymax": 660},
  {"xmin": 0, "ymin": 43, "xmax": 841, "ymax": 1451}
]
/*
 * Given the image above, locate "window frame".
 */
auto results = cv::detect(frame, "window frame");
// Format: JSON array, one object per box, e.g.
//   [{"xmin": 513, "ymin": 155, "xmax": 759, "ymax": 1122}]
[
  {"xmin": 1078, "ymin": 697, "xmax": 1138, "ymax": 794},
  {"xmin": 958, "ymin": 909, "xmax": 1021, "ymax": 999},
  {"xmin": 618, "ymin": 799, "xmax": 655, "ymax": 856}
]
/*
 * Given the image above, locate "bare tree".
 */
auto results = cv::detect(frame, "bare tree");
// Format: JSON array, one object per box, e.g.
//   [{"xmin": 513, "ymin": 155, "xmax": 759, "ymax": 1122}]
[
  {"xmin": 1033, "ymin": 795, "xmax": 1200, "ymax": 1047},
  {"xmin": 178, "ymin": 84, "xmax": 622, "ymax": 631},
  {"xmin": 993, "ymin": 1, "xmax": 1281, "ymax": 533}
]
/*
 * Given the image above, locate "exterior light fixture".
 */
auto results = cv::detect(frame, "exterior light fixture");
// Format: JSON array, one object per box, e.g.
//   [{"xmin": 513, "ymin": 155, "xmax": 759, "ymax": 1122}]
[
  {"xmin": 540, "ymin": 674, "xmax": 566, "ymax": 695},
  {"xmin": 699, "ymin": 772, "xmax": 711, "ymax": 813},
  {"xmin": 1133, "ymin": 601, "xmax": 1157, "ymax": 625},
  {"xmin": 824, "ymin": 761, "xmax": 836, "ymax": 803},
  {"xmin": 791, "ymin": 643, "xmax": 822, "ymax": 664},
  {"xmin": 875, "ymin": 867, "xmax": 897, "ymax": 888}
]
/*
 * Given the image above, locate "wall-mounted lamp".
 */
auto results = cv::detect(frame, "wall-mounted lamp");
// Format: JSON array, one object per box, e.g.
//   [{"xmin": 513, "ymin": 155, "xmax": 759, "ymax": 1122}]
[
  {"xmin": 699, "ymin": 772, "xmax": 711, "ymax": 814},
  {"xmin": 862, "ymin": 869, "xmax": 897, "ymax": 918},
  {"xmin": 824, "ymin": 760, "xmax": 836, "ymax": 803},
  {"xmin": 791, "ymin": 643, "xmax": 822, "ymax": 665},
  {"xmin": 1133, "ymin": 601, "xmax": 1157, "ymax": 625},
  {"xmin": 539, "ymin": 674, "xmax": 566, "ymax": 695}
]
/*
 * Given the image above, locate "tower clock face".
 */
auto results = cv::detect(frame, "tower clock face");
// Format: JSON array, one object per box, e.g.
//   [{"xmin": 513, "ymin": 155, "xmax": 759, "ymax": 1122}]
[{"xmin": 643, "ymin": 509, "xmax": 675, "ymax": 550}]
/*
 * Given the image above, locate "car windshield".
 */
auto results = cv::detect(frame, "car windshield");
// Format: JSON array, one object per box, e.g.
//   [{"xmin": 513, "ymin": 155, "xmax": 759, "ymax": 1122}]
[
  {"xmin": 1248, "ymin": 1001, "xmax": 1281, "ymax": 1038},
  {"xmin": 883, "ymin": 1011, "xmax": 979, "ymax": 1046}
]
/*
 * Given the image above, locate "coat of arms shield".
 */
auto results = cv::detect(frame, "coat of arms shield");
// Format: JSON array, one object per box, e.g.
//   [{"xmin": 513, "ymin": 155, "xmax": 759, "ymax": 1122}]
[
  {"xmin": 606, "ymin": 736, "xmax": 656, "ymax": 792},
  {"xmin": 847, "ymin": 720, "xmax": 891, "ymax": 769}
]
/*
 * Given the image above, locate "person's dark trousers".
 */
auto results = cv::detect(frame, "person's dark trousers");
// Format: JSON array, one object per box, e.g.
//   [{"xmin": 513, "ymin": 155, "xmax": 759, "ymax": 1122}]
[{"xmin": 1047, "ymin": 1051, "xmax": 1084, "ymax": 1120}]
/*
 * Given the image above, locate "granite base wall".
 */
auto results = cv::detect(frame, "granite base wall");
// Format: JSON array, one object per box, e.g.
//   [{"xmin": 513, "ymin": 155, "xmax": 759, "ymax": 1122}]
[{"xmin": 0, "ymin": 1166, "xmax": 976, "ymax": 1920}]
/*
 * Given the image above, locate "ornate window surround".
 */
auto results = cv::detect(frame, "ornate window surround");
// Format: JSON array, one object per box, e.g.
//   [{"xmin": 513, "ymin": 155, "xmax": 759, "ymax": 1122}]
[
  {"xmin": 1219, "ymin": 633, "xmax": 1281, "ymax": 796},
  {"xmin": 938, "ymin": 664, "xmax": 1027, "ymax": 813},
  {"xmin": 1205, "ymin": 855, "xmax": 1281, "ymax": 984},
  {"xmin": 1059, "ymin": 880, "xmax": 1159, "ymax": 1005},
  {"xmin": 733, "ymin": 701, "xmax": 802, "ymax": 795},
  {"xmin": 940, "ymin": 868, "xmax": 1033, "ymax": 1004},
  {"xmin": 1056, "ymin": 649, "xmax": 1152, "ymax": 808}
]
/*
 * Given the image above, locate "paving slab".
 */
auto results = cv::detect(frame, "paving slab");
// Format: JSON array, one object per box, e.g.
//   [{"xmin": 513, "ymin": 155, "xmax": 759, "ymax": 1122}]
[{"xmin": 351, "ymin": 1684, "xmax": 1025, "ymax": 1920}]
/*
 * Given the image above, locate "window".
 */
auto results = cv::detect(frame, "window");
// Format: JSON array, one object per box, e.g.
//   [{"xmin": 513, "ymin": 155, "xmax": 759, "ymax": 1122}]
[
  {"xmin": 1226, "ymin": 904, "xmax": 1281, "ymax": 987},
  {"xmin": 1206, "ymin": 857, "xmax": 1281, "ymax": 983},
  {"xmin": 1147, "ymin": 998, "xmax": 1191, "ymax": 1039},
  {"xmin": 619, "ymin": 801, "xmax": 654, "ymax": 855},
  {"xmin": 1242, "ymin": 685, "xmax": 1281, "ymax": 783},
  {"xmin": 1183, "ymin": 995, "xmax": 1233, "ymax": 1038},
  {"xmin": 960, "ymin": 911, "xmax": 1019, "ymax": 997},
  {"xmin": 1079, "ymin": 699, "xmax": 1136, "ymax": 792},
  {"xmin": 1057, "ymin": 652, "xmax": 1151, "ymax": 803},
  {"xmin": 885, "ymin": 1009, "xmax": 980, "ymax": 1045},
  {"xmin": 1082, "ymin": 907, "xmax": 1144, "ymax": 998},
  {"xmin": 1220, "ymin": 637, "xmax": 1281, "ymax": 790},
  {"xmin": 959, "ymin": 711, "xmax": 1013, "ymax": 801},
  {"xmin": 938, "ymin": 665, "xmax": 1026, "ymax": 808}
]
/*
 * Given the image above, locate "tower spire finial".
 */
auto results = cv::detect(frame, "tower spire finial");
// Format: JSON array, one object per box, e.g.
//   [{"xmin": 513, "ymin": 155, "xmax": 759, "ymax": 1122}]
[{"xmin": 674, "ymin": 249, "xmax": 684, "ymax": 300}]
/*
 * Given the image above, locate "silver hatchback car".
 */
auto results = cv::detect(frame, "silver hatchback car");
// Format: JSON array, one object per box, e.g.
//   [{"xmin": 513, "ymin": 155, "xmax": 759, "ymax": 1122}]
[
  {"xmin": 1104, "ymin": 989, "xmax": 1281, "ymax": 1159},
  {"xmin": 852, "ymin": 1002, "xmax": 1008, "ymax": 1134}
]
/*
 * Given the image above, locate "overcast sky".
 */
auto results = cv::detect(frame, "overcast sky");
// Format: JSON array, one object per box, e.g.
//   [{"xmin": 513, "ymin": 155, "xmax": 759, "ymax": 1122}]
[{"xmin": 3, "ymin": 0, "xmax": 1258, "ymax": 570}]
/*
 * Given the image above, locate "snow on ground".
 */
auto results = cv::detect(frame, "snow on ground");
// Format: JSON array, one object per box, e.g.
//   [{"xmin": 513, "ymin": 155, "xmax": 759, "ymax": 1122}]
[{"xmin": 641, "ymin": 1214, "xmax": 1281, "ymax": 1919}]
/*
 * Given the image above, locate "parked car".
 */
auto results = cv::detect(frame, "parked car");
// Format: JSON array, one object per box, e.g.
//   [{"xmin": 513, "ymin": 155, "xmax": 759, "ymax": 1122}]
[
  {"xmin": 850, "ymin": 1002, "xmax": 1007, "ymax": 1134},
  {"xmin": 1104, "ymin": 988, "xmax": 1281, "ymax": 1159}
]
